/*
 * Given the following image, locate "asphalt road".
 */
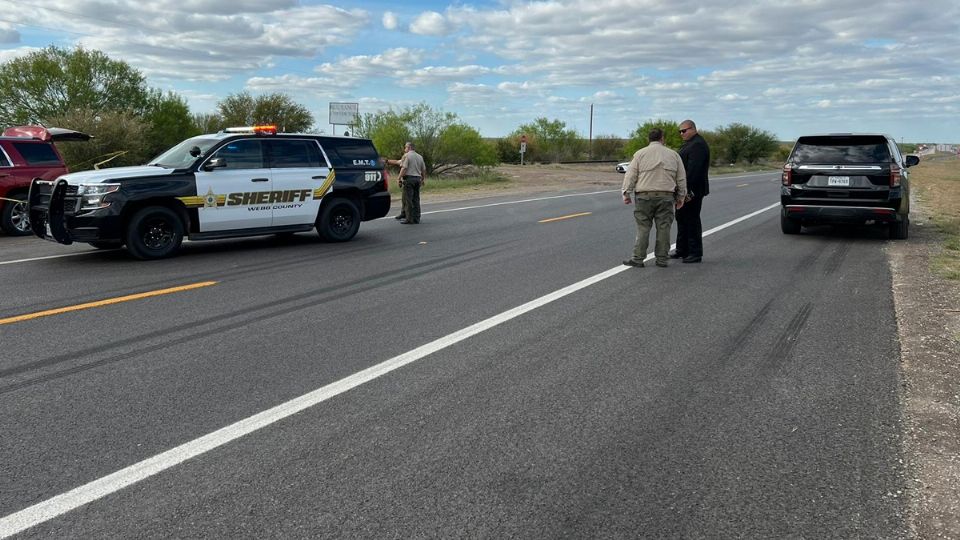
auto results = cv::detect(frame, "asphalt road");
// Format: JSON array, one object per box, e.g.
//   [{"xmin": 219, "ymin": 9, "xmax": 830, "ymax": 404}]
[{"xmin": 0, "ymin": 171, "xmax": 908, "ymax": 538}]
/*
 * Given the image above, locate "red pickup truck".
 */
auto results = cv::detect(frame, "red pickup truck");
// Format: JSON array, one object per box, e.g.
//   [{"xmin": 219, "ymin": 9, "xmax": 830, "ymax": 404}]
[{"xmin": 0, "ymin": 125, "xmax": 91, "ymax": 235}]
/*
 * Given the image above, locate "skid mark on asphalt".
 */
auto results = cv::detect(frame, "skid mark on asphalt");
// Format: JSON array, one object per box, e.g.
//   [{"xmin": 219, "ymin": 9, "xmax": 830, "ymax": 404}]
[
  {"xmin": 767, "ymin": 302, "xmax": 814, "ymax": 365},
  {"xmin": 714, "ymin": 298, "xmax": 776, "ymax": 366},
  {"xmin": 0, "ymin": 247, "xmax": 500, "ymax": 394},
  {"xmin": 822, "ymin": 242, "xmax": 851, "ymax": 276}
]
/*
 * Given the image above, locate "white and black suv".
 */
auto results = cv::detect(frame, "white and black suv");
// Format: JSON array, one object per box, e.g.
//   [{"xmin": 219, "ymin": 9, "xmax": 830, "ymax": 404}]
[
  {"xmin": 780, "ymin": 134, "xmax": 919, "ymax": 239},
  {"xmin": 28, "ymin": 126, "xmax": 390, "ymax": 259}
]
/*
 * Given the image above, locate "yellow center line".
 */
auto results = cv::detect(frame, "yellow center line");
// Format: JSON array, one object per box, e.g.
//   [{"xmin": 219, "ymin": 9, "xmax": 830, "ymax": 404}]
[
  {"xmin": 737, "ymin": 183, "xmax": 750, "ymax": 187},
  {"xmin": 0, "ymin": 281, "xmax": 218, "ymax": 326},
  {"xmin": 538, "ymin": 212, "xmax": 592, "ymax": 223}
]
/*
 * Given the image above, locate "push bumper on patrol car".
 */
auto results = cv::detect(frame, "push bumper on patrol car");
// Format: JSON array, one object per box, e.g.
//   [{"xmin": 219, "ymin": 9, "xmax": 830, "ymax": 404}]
[{"xmin": 28, "ymin": 178, "xmax": 123, "ymax": 244}]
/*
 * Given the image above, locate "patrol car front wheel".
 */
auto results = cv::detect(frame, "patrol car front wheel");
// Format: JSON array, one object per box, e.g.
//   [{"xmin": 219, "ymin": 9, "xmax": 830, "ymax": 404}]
[
  {"xmin": 317, "ymin": 198, "xmax": 360, "ymax": 242},
  {"xmin": 125, "ymin": 206, "xmax": 184, "ymax": 260}
]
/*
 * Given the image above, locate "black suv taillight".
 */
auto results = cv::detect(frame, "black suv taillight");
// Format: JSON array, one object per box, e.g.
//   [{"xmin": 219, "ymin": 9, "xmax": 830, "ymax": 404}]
[
  {"xmin": 781, "ymin": 164, "xmax": 792, "ymax": 186},
  {"xmin": 890, "ymin": 165, "xmax": 901, "ymax": 187}
]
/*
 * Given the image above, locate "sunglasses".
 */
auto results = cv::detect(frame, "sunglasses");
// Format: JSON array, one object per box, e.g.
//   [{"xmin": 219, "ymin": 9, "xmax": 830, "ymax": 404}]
[{"xmin": 679, "ymin": 128, "xmax": 690, "ymax": 134}]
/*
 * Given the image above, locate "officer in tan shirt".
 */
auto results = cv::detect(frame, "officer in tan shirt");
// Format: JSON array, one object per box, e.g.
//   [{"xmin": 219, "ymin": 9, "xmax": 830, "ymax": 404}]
[
  {"xmin": 621, "ymin": 128, "xmax": 687, "ymax": 267},
  {"xmin": 387, "ymin": 141, "xmax": 427, "ymax": 224}
]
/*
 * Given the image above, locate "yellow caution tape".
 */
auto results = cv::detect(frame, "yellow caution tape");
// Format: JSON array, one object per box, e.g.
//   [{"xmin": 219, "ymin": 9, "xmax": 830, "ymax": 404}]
[{"xmin": 1, "ymin": 197, "xmax": 26, "ymax": 204}]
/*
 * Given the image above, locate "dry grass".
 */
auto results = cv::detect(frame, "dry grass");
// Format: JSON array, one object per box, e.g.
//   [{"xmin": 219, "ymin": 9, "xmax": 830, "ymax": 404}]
[{"xmin": 912, "ymin": 156, "xmax": 960, "ymax": 280}]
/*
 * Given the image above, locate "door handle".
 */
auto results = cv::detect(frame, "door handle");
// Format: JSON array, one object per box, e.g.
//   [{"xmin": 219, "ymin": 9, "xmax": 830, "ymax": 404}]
[
  {"xmin": 311, "ymin": 175, "xmax": 327, "ymax": 180},
  {"xmin": 251, "ymin": 178, "xmax": 269, "ymax": 182}
]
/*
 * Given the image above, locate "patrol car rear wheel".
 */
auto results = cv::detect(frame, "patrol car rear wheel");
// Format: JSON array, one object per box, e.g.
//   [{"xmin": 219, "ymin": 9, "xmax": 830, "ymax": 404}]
[
  {"xmin": 317, "ymin": 198, "xmax": 360, "ymax": 242},
  {"xmin": 1, "ymin": 191, "xmax": 32, "ymax": 236},
  {"xmin": 125, "ymin": 206, "xmax": 184, "ymax": 260}
]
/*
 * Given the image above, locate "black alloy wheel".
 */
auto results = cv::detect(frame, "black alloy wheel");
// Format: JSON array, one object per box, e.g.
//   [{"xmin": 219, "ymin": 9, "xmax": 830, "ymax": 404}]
[
  {"xmin": 125, "ymin": 206, "xmax": 184, "ymax": 260},
  {"xmin": 317, "ymin": 198, "xmax": 360, "ymax": 242}
]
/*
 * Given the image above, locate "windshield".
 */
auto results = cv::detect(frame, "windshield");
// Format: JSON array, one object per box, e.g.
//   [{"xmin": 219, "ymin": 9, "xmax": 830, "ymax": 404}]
[{"xmin": 149, "ymin": 137, "xmax": 220, "ymax": 168}]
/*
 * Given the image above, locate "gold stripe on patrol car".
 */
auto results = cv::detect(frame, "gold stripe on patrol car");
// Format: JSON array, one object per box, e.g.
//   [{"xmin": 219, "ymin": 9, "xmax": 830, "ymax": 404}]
[
  {"xmin": 177, "ymin": 195, "xmax": 226, "ymax": 208},
  {"xmin": 313, "ymin": 169, "xmax": 336, "ymax": 199},
  {"xmin": 178, "ymin": 196, "xmax": 204, "ymax": 207}
]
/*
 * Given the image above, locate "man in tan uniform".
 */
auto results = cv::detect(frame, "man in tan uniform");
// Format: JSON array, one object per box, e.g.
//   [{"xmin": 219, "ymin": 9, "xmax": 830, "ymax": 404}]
[
  {"xmin": 387, "ymin": 141, "xmax": 427, "ymax": 224},
  {"xmin": 621, "ymin": 128, "xmax": 687, "ymax": 267}
]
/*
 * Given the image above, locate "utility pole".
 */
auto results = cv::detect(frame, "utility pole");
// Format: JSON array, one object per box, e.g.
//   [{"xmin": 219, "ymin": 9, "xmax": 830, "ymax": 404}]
[{"xmin": 589, "ymin": 104, "xmax": 594, "ymax": 160}]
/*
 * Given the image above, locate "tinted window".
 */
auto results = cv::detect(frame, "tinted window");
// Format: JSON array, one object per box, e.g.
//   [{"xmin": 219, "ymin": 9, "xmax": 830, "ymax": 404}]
[
  {"xmin": 792, "ymin": 136, "xmax": 891, "ymax": 164},
  {"xmin": 211, "ymin": 139, "xmax": 264, "ymax": 169},
  {"xmin": 323, "ymin": 139, "xmax": 379, "ymax": 167},
  {"xmin": 0, "ymin": 147, "xmax": 10, "ymax": 167},
  {"xmin": 268, "ymin": 139, "xmax": 323, "ymax": 168},
  {"xmin": 12, "ymin": 142, "xmax": 61, "ymax": 166}
]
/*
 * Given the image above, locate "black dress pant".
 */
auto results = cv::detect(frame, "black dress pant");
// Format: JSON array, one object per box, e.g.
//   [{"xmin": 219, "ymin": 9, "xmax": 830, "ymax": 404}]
[{"xmin": 675, "ymin": 195, "xmax": 703, "ymax": 257}]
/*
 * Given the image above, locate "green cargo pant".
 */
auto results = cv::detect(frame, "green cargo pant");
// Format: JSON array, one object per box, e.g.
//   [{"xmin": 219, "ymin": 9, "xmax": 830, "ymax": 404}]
[
  {"xmin": 631, "ymin": 191, "xmax": 676, "ymax": 264},
  {"xmin": 402, "ymin": 176, "xmax": 422, "ymax": 223}
]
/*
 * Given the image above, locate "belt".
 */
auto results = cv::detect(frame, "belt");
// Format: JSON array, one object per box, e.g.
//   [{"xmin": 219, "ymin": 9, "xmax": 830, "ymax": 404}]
[
  {"xmin": 402, "ymin": 175, "xmax": 421, "ymax": 180},
  {"xmin": 635, "ymin": 190, "xmax": 674, "ymax": 196}
]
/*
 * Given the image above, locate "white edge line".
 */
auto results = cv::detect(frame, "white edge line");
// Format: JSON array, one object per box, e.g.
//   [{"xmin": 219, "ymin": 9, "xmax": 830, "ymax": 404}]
[
  {"xmin": 0, "ymin": 201, "xmax": 781, "ymax": 538},
  {"xmin": 0, "ymin": 251, "xmax": 101, "ymax": 266}
]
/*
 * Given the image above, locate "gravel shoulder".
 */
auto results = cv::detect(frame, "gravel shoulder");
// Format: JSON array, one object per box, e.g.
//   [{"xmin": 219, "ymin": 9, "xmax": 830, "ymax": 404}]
[{"xmin": 889, "ymin": 203, "xmax": 960, "ymax": 539}]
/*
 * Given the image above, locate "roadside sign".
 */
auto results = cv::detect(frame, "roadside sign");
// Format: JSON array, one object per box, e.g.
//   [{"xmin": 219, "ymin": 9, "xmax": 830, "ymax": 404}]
[{"xmin": 329, "ymin": 102, "xmax": 359, "ymax": 126}]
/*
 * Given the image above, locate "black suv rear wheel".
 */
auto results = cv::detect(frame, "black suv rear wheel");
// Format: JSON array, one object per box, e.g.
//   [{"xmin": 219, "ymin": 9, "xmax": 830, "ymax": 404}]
[
  {"xmin": 781, "ymin": 209, "xmax": 801, "ymax": 235},
  {"xmin": 889, "ymin": 215, "xmax": 909, "ymax": 240}
]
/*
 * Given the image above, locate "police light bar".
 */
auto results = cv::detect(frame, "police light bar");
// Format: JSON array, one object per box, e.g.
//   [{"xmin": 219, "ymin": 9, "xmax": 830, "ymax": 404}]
[{"xmin": 223, "ymin": 125, "xmax": 278, "ymax": 135}]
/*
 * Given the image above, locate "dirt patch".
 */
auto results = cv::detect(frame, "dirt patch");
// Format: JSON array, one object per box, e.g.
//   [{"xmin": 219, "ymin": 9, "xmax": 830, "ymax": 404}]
[
  {"xmin": 889, "ymin": 203, "xmax": 960, "ymax": 538},
  {"xmin": 419, "ymin": 163, "xmax": 624, "ymax": 204}
]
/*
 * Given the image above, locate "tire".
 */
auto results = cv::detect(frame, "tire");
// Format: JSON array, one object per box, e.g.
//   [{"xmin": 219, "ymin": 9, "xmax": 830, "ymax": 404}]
[
  {"xmin": 88, "ymin": 241, "xmax": 122, "ymax": 250},
  {"xmin": 780, "ymin": 209, "xmax": 801, "ymax": 235},
  {"xmin": 889, "ymin": 215, "xmax": 909, "ymax": 240},
  {"xmin": 1, "ymin": 192, "xmax": 32, "ymax": 236},
  {"xmin": 124, "ymin": 206, "xmax": 184, "ymax": 260},
  {"xmin": 317, "ymin": 198, "xmax": 360, "ymax": 242}
]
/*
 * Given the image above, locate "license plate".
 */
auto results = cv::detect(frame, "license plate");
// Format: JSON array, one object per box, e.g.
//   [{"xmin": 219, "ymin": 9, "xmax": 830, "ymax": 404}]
[{"xmin": 828, "ymin": 176, "xmax": 850, "ymax": 187}]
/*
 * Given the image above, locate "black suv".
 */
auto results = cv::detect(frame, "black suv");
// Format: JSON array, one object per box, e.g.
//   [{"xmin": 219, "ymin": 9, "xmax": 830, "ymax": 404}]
[
  {"xmin": 28, "ymin": 126, "xmax": 390, "ymax": 259},
  {"xmin": 780, "ymin": 134, "xmax": 919, "ymax": 239}
]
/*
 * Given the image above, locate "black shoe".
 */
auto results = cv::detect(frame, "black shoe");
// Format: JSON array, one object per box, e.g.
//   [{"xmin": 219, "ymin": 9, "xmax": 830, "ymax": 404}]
[
  {"xmin": 400, "ymin": 220, "xmax": 414, "ymax": 224},
  {"xmin": 669, "ymin": 250, "xmax": 685, "ymax": 259},
  {"xmin": 394, "ymin": 215, "xmax": 405, "ymax": 220},
  {"xmin": 655, "ymin": 260, "xmax": 668, "ymax": 267},
  {"xmin": 622, "ymin": 259, "xmax": 644, "ymax": 267},
  {"xmin": 682, "ymin": 256, "xmax": 702, "ymax": 263}
]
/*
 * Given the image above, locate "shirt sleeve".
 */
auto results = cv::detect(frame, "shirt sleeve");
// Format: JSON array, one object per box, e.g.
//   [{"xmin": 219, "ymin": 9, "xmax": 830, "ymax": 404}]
[
  {"xmin": 621, "ymin": 155, "xmax": 639, "ymax": 195},
  {"xmin": 674, "ymin": 154, "xmax": 688, "ymax": 201}
]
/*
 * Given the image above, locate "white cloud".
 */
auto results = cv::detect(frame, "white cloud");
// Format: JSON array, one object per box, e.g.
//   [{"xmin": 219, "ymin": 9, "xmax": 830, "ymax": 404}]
[
  {"xmin": 0, "ymin": 46, "xmax": 38, "ymax": 64},
  {"xmin": 382, "ymin": 11, "xmax": 398, "ymax": 30},
  {"xmin": 315, "ymin": 48, "xmax": 424, "ymax": 87},
  {"xmin": 410, "ymin": 11, "xmax": 452, "ymax": 36},
  {"xmin": 0, "ymin": 23, "xmax": 20, "ymax": 44}
]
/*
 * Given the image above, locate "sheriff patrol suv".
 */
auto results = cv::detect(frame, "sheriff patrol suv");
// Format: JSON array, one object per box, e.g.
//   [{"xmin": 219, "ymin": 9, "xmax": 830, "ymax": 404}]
[{"xmin": 28, "ymin": 126, "xmax": 390, "ymax": 259}]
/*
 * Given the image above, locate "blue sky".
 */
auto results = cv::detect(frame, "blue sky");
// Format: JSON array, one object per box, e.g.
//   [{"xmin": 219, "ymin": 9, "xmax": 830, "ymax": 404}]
[{"xmin": 1, "ymin": 0, "xmax": 958, "ymax": 143}]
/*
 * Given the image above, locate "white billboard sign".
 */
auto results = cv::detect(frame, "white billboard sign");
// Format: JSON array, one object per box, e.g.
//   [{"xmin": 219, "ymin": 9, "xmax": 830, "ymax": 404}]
[{"xmin": 329, "ymin": 102, "xmax": 359, "ymax": 125}]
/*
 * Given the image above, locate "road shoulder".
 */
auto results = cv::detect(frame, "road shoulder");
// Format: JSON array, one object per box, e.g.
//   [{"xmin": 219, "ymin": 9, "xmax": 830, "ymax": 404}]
[{"xmin": 889, "ymin": 203, "xmax": 960, "ymax": 538}]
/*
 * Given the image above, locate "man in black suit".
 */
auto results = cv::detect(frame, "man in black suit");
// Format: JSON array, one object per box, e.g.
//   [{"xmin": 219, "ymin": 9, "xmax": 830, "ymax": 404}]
[{"xmin": 671, "ymin": 119, "xmax": 710, "ymax": 263}]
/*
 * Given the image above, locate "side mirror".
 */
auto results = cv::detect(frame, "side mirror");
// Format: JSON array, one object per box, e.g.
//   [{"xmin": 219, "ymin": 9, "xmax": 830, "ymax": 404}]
[
  {"xmin": 905, "ymin": 155, "xmax": 920, "ymax": 168},
  {"xmin": 203, "ymin": 157, "xmax": 227, "ymax": 171}
]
